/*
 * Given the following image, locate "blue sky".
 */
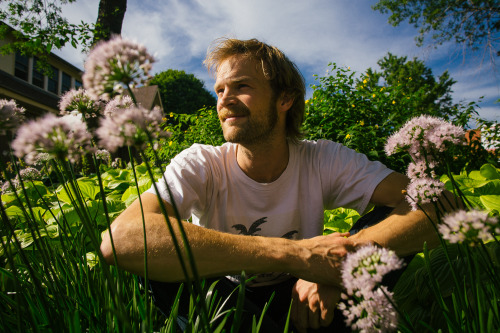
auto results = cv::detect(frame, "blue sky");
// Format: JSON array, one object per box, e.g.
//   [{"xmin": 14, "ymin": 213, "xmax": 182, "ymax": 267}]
[{"xmin": 54, "ymin": 0, "xmax": 499, "ymax": 125}]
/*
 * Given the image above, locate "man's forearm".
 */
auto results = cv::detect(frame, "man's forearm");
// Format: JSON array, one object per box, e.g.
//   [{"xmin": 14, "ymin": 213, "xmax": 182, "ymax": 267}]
[
  {"xmin": 100, "ymin": 211, "xmax": 352, "ymax": 284},
  {"xmin": 101, "ymin": 213, "xmax": 296, "ymax": 281},
  {"xmin": 349, "ymin": 191, "xmax": 458, "ymax": 257}
]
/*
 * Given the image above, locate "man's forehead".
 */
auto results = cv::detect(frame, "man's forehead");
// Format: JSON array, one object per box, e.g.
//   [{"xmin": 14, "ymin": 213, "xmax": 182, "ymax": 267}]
[{"xmin": 215, "ymin": 55, "xmax": 265, "ymax": 83}]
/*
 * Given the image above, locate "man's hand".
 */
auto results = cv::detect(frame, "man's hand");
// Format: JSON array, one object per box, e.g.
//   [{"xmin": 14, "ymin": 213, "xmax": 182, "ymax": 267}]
[
  {"xmin": 293, "ymin": 232, "xmax": 353, "ymax": 285},
  {"xmin": 291, "ymin": 279, "xmax": 342, "ymax": 332}
]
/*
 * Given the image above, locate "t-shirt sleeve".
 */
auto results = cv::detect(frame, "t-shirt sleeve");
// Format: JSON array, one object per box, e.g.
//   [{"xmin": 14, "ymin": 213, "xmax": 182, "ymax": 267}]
[
  {"xmin": 318, "ymin": 140, "xmax": 393, "ymax": 213},
  {"xmin": 145, "ymin": 145, "xmax": 213, "ymax": 220}
]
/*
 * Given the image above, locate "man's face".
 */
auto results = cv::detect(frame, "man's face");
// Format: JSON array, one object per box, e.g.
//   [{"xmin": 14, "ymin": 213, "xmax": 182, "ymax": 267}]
[{"xmin": 214, "ymin": 55, "xmax": 281, "ymax": 145}]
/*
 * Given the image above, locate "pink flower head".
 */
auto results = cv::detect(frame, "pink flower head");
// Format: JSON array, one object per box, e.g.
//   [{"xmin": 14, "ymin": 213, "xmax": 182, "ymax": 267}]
[
  {"xmin": 0, "ymin": 99, "xmax": 25, "ymax": 135},
  {"xmin": 439, "ymin": 209, "xmax": 499, "ymax": 246},
  {"xmin": 83, "ymin": 36, "xmax": 155, "ymax": 101},
  {"xmin": 96, "ymin": 106, "xmax": 169, "ymax": 153},
  {"xmin": 339, "ymin": 286, "xmax": 398, "ymax": 332},
  {"xmin": 406, "ymin": 160, "xmax": 437, "ymax": 180},
  {"xmin": 385, "ymin": 115, "xmax": 465, "ymax": 160},
  {"xmin": 19, "ymin": 167, "xmax": 42, "ymax": 181},
  {"xmin": 12, "ymin": 114, "xmax": 94, "ymax": 165},
  {"xmin": 103, "ymin": 95, "xmax": 134, "ymax": 117},
  {"xmin": 341, "ymin": 244, "xmax": 404, "ymax": 295},
  {"xmin": 405, "ymin": 177, "xmax": 445, "ymax": 211},
  {"xmin": 95, "ymin": 149, "xmax": 110, "ymax": 162},
  {"xmin": 59, "ymin": 88, "xmax": 103, "ymax": 118}
]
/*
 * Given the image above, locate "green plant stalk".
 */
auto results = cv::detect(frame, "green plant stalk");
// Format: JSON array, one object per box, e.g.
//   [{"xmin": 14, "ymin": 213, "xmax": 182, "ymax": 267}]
[
  {"xmin": 128, "ymin": 147, "xmax": 151, "ymax": 330},
  {"xmin": 139, "ymin": 150, "xmax": 211, "ymax": 332},
  {"xmin": 58, "ymin": 159, "xmax": 132, "ymax": 331}
]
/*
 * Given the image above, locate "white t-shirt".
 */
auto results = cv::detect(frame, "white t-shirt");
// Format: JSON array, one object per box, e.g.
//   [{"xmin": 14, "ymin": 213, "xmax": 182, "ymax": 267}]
[{"xmin": 147, "ymin": 140, "xmax": 393, "ymax": 285}]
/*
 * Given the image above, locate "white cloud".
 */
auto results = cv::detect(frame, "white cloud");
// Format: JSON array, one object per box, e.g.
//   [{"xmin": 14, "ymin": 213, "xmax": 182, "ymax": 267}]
[{"xmin": 46, "ymin": 0, "xmax": 499, "ymax": 121}]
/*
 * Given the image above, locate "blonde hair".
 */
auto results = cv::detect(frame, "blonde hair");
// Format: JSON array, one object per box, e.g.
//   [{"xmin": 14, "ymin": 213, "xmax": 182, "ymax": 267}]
[{"xmin": 204, "ymin": 38, "xmax": 306, "ymax": 143}]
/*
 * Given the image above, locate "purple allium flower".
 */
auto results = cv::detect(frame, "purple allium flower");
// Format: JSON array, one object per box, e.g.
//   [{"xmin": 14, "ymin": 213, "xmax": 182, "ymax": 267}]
[
  {"xmin": 19, "ymin": 167, "xmax": 42, "ymax": 181},
  {"xmin": 103, "ymin": 95, "xmax": 134, "ymax": 117},
  {"xmin": 12, "ymin": 114, "xmax": 94, "ymax": 165},
  {"xmin": 385, "ymin": 115, "xmax": 464, "ymax": 160},
  {"xmin": 59, "ymin": 88, "xmax": 103, "ymax": 118},
  {"xmin": 0, "ymin": 99, "xmax": 25, "ymax": 135},
  {"xmin": 83, "ymin": 36, "xmax": 155, "ymax": 101},
  {"xmin": 111, "ymin": 158, "xmax": 122, "ymax": 169},
  {"xmin": 405, "ymin": 177, "xmax": 445, "ymax": 211},
  {"xmin": 339, "ymin": 286, "xmax": 398, "ymax": 333},
  {"xmin": 1, "ymin": 179, "xmax": 18, "ymax": 193},
  {"xmin": 33, "ymin": 153, "xmax": 51, "ymax": 166},
  {"xmin": 341, "ymin": 244, "xmax": 404, "ymax": 295},
  {"xmin": 406, "ymin": 160, "xmax": 437, "ymax": 180},
  {"xmin": 439, "ymin": 210, "xmax": 499, "ymax": 245},
  {"xmin": 96, "ymin": 106, "xmax": 168, "ymax": 153},
  {"xmin": 95, "ymin": 149, "xmax": 110, "ymax": 162}
]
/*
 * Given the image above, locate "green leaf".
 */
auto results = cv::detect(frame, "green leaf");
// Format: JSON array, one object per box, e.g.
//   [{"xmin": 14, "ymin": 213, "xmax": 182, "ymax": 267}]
[
  {"xmin": 480, "ymin": 164, "xmax": 500, "ymax": 180},
  {"xmin": 479, "ymin": 195, "xmax": 500, "ymax": 212},
  {"xmin": 474, "ymin": 180, "xmax": 500, "ymax": 196},
  {"xmin": 106, "ymin": 180, "xmax": 130, "ymax": 191}
]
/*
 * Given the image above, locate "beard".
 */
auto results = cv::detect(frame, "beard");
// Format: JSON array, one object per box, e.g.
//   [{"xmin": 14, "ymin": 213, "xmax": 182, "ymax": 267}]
[{"xmin": 219, "ymin": 100, "xmax": 279, "ymax": 145}]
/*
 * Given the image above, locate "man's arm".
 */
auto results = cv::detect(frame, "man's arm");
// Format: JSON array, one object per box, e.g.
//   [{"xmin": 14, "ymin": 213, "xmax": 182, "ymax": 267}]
[
  {"xmin": 100, "ymin": 192, "xmax": 354, "ymax": 284},
  {"xmin": 291, "ymin": 171, "xmax": 460, "ymax": 331},
  {"xmin": 349, "ymin": 171, "xmax": 457, "ymax": 255}
]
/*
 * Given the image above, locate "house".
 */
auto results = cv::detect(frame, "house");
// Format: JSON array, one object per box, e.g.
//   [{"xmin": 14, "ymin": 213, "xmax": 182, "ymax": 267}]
[
  {"xmin": 0, "ymin": 24, "xmax": 84, "ymax": 118},
  {"xmin": 0, "ymin": 23, "xmax": 164, "ymax": 117}
]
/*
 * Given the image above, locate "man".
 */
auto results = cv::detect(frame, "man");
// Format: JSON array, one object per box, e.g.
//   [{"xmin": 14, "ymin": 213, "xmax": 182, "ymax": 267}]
[{"xmin": 100, "ymin": 38, "xmax": 442, "ymax": 331}]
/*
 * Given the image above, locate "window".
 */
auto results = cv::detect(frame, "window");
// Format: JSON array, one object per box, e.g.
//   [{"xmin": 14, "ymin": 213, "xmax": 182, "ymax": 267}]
[
  {"xmin": 48, "ymin": 66, "xmax": 59, "ymax": 94},
  {"xmin": 32, "ymin": 58, "xmax": 44, "ymax": 89},
  {"xmin": 74, "ymin": 80, "xmax": 82, "ymax": 89},
  {"xmin": 14, "ymin": 53, "xmax": 29, "ymax": 81},
  {"xmin": 61, "ymin": 72, "xmax": 72, "ymax": 94}
]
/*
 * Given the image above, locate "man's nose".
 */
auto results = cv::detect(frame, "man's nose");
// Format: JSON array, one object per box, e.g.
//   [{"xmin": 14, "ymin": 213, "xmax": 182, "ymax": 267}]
[{"xmin": 218, "ymin": 88, "xmax": 237, "ymax": 109}]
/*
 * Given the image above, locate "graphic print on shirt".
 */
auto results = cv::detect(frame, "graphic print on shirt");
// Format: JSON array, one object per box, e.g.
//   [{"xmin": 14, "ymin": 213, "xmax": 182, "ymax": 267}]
[{"xmin": 231, "ymin": 217, "xmax": 298, "ymax": 239}]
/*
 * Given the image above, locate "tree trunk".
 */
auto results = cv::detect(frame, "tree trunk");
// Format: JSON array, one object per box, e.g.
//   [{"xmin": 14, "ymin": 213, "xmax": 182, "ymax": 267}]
[{"xmin": 92, "ymin": 0, "xmax": 127, "ymax": 45}]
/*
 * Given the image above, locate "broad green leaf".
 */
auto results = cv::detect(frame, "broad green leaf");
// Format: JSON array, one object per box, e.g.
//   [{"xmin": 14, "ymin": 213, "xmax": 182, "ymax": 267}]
[
  {"xmin": 480, "ymin": 164, "xmax": 500, "ymax": 180},
  {"xmin": 1, "ymin": 192, "xmax": 17, "ymax": 205},
  {"xmin": 77, "ymin": 178, "xmax": 100, "ymax": 200},
  {"xmin": 106, "ymin": 180, "xmax": 130, "ymax": 191},
  {"xmin": 56, "ymin": 179, "xmax": 99, "ymax": 203},
  {"xmin": 469, "ymin": 170, "xmax": 486, "ymax": 180},
  {"xmin": 474, "ymin": 180, "xmax": 500, "ymax": 196},
  {"xmin": 5, "ymin": 205, "xmax": 27, "ymax": 223},
  {"xmin": 480, "ymin": 195, "xmax": 500, "ymax": 212},
  {"xmin": 134, "ymin": 163, "xmax": 148, "ymax": 176}
]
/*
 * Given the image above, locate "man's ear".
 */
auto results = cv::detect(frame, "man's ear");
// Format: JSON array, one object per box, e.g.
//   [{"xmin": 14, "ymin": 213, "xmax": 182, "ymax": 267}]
[{"xmin": 278, "ymin": 93, "xmax": 294, "ymax": 113}]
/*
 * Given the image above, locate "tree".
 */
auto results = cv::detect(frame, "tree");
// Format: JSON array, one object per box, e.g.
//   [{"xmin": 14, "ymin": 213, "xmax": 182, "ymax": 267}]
[
  {"xmin": 303, "ymin": 54, "xmax": 479, "ymax": 173},
  {"xmin": 0, "ymin": 0, "xmax": 127, "ymax": 61},
  {"xmin": 150, "ymin": 69, "xmax": 216, "ymax": 115},
  {"xmin": 373, "ymin": 0, "xmax": 500, "ymax": 68},
  {"xmin": 92, "ymin": 0, "xmax": 127, "ymax": 44},
  {"xmin": 363, "ymin": 52, "xmax": 461, "ymax": 122}
]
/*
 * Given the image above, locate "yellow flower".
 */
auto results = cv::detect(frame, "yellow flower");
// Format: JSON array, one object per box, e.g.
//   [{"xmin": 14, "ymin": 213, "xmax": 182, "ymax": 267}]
[
  {"xmin": 375, "ymin": 124, "xmax": 379, "ymax": 129},
  {"xmin": 363, "ymin": 79, "xmax": 368, "ymax": 84},
  {"xmin": 168, "ymin": 141, "xmax": 173, "ymax": 146},
  {"xmin": 352, "ymin": 104, "xmax": 355, "ymax": 108},
  {"xmin": 169, "ymin": 112, "xmax": 174, "ymax": 117},
  {"xmin": 392, "ymin": 100, "xmax": 396, "ymax": 104},
  {"xmin": 305, "ymin": 99, "xmax": 310, "ymax": 104},
  {"xmin": 360, "ymin": 120, "xmax": 364, "ymax": 126},
  {"xmin": 345, "ymin": 134, "xmax": 351, "ymax": 139},
  {"xmin": 380, "ymin": 87, "xmax": 384, "ymax": 92},
  {"xmin": 372, "ymin": 94, "xmax": 376, "ymax": 98}
]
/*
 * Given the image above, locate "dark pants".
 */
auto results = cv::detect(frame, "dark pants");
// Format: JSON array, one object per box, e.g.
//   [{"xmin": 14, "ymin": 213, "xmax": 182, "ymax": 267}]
[{"xmin": 144, "ymin": 206, "xmax": 413, "ymax": 332}]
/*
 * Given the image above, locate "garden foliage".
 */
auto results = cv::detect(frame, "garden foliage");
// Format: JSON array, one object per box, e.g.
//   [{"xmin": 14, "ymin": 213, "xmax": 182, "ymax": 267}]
[{"xmin": 0, "ymin": 34, "xmax": 499, "ymax": 332}]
